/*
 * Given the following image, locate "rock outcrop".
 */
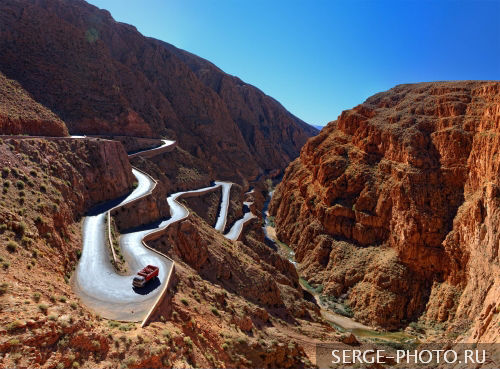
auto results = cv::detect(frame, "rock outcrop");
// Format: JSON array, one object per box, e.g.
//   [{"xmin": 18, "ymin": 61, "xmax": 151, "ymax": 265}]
[
  {"xmin": 270, "ymin": 81, "xmax": 500, "ymax": 339},
  {"xmin": 0, "ymin": 72, "xmax": 68, "ymax": 136},
  {"xmin": 0, "ymin": 0, "xmax": 317, "ymax": 182}
]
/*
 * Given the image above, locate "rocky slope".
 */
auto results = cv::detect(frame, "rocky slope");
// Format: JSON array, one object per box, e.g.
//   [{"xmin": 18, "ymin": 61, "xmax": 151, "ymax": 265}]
[
  {"xmin": 0, "ymin": 72, "xmax": 68, "ymax": 137},
  {"xmin": 161, "ymin": 42, "xmax": 318, "ymax": 172},
  {"xmin": 0, "ymin": 0, "xmax": 317, "ymax": 182},
  {"xmin": 270, "ymin": 81, "xmax": 500, "ymax": 340},
  {"xmin": 0, "ymin": 136, "xmax": 338, "ymax": 368}
]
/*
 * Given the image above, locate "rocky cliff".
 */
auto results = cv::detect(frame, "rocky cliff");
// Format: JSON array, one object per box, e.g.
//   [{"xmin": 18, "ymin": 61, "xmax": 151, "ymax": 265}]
[
  {"xmin": 0, "ymin": 72, "xmax": 68, "ymax": 136},
  {"xmin": 0, "ymin": 0, "xmax": 317, "ymax": 182},
  {"xmin": 270, "ymin": 81, "xmax": 500, "ymax": 340}
]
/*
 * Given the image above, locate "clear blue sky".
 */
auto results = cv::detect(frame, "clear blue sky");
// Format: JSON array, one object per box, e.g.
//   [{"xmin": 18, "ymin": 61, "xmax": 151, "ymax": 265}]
[{"xmin": 87, "ymin": 0, "xmax": 500, "ymax": 126}]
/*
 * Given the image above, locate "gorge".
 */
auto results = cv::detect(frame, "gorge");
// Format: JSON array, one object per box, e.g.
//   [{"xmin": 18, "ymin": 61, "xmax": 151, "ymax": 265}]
[{"xmin": 0, "ymin": 0, "xmax": 498, "ymax": 368}]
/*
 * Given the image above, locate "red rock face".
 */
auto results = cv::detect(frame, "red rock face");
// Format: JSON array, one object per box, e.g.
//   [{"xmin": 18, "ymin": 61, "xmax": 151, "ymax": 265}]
[
  {"xmin": 0, "ymin": 72, "xmax": 68, "ymax": 136},
  {"xmin": 270, "ymin": 82, "xmax": 500, "ymax": 338},
  {"xmin": 0, "ymin": 0, "xmax": 317, "ymax": 181}
]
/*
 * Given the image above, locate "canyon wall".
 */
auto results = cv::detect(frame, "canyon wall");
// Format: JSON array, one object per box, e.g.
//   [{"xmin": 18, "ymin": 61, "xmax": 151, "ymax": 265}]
[
  {"xmin": 0, "ymin": 0, "xmax": 317, "ymax": 182},
  {"xmin": 270, "ymin": 81, "xmax": 500, "ymax": 339}
]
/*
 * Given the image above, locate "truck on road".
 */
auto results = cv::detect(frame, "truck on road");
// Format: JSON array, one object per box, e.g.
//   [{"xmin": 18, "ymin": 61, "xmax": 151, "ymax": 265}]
[{"xmin": 132, "ymin": 265, "xmax": 159, "ymax": 288}]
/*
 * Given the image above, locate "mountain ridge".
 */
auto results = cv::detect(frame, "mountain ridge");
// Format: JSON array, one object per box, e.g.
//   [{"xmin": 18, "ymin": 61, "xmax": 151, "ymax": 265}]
[{"xmin": 0, "ymin": 0, "xmax": 317, "ymax": 182}]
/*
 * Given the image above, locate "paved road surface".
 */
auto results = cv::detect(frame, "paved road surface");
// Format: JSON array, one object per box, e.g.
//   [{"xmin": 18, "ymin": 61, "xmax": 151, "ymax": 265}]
[
  {"xmin": 74, "ymin": 173, "xmax": 234, "ymax": 321},
  {"xmin": 73, "ymin": 169, "xmax": 171, "ymax": 321},
  {"xmin": 224, "ymin": 188, "xmax": 257, "ymax": 241},
  {"xmin": 213, "ymin": 181, "xmax": 232, "ymax": 232}
]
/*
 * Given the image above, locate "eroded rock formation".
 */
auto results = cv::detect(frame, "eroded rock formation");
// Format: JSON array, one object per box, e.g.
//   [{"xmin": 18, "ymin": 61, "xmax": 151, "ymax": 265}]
[{"xmin": 270, "ymin": 82, "xmax": 500, "ymax": 339}]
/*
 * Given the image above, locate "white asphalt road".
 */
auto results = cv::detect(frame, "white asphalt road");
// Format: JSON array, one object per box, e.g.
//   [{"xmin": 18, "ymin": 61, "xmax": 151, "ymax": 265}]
[
  {"xmin": 129, "ymin": 139, "xmax": 175, "ymax": 156},
  {"xmin": 72, "ymin": 136, "xmax": 258, "ymax": 321},
  {"xmin": 74, "ymin": 170, "xmax": 235, "ymax": 321},
  {"xmin": 73, "ymin": 169, "xmax": 171, "ymax": 321},
  {"xmin": 224, "ymin": 201, "xmax": 256, "ymax": 241},
  {"xmin": 214, "ymin": 181, "xmax": 232, "ymax": 232}
]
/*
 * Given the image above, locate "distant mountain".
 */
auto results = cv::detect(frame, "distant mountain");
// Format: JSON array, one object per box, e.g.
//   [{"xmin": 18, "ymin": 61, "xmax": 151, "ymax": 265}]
[
  {"xmin": 312, "ymin": 125, "xmax": 324, "ymax": 130},
  {"xmin": 0, "ymin": 0, "xmax": 317, "ymax": 181}
]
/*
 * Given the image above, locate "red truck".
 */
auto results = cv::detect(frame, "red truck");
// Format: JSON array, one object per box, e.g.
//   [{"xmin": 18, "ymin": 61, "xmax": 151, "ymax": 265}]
[{"xmin": 132, "ymin": 265, "xmax": 159, "ymax": 288}]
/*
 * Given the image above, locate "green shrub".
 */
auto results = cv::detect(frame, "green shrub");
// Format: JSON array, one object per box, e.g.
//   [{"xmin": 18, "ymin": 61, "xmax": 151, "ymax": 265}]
[
  {"xmin": 183, "ymin": 336, "xmax": 193, "ymax": 348},
  {"xmin": 1, "ymin": 167, "xmax": 9, "ymax": 177},
  {"xmin": 0, "ymin": 223, "xmax": 7, "ymax": 232},
  {"xmin": 3, "ymin": 180, "xmax": 10, "ymax": 188},
  {"xmin": 2, "ymin": 261, "xmax": 9, "ymax": 270},
  {"xmin": 59, "ymin": 296, "xmax": 67, "ymax": 303},
  {"xmin": 15, "ymin": 221, "xmax": 26, "ymax": 236},
  {"xmin": 40, "ymin": 184, "xmax": 47, "ymax": 193},
  {"xmin": 211, "ymin": 307, "xmax": 220, "ymax": 316},
  {"xmin": 16, "ymin": 181, "xmax": 24, "ymax": 190},
  {"xmin": 125, "ymin": 357, "xmax": 136, "ymax": 367},
  {"xmin": 7, "ymin": 320, "xmax": 23, "ymax": 332},
  {"xmin": 0, "ymin": 283, "xmax": 8, "ymax": 295},
  {"xmin": 180, "ymin": 298, "xmax": 189, "ymax": 306},
  {"xmin": 33, "ymin": 292, "xmax": 41, "ymax": 302},
  {"xmin": 6, "ymin": 240, "xmax": 18, "ymax": 253},
  {"xmin": 38, "ymin": 304, "xmax": 48, "ymax": 314}
]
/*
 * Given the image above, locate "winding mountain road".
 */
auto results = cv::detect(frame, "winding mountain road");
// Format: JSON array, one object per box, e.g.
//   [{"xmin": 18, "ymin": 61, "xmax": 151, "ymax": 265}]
[
  {"xmin": 128, "ymin": 139, "xmax": 176, "ymax": 158},
  {"xmin": 73, "ymin": 169, "xmax": 171, "ymax": 321},
  {"xmin": 73, "ymin": 137, "xmax": 256, "ymax": 321},
  {"xmin": 224, "ymin": 188, "xmax": 257, "ymax": 241}
]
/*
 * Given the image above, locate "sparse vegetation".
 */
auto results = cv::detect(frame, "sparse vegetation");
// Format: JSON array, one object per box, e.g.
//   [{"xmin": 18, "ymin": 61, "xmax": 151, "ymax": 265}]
[
  {"xmin": 6, "ymin": 240, "xmax": 18, "ymax": 253},
  {"xmin": 0, "ymin": 282, "xmax": 9, "ymax": 295},
  {"xmin": 183, "ymin": 336, "xmax": 193, "ymax": 348}
]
